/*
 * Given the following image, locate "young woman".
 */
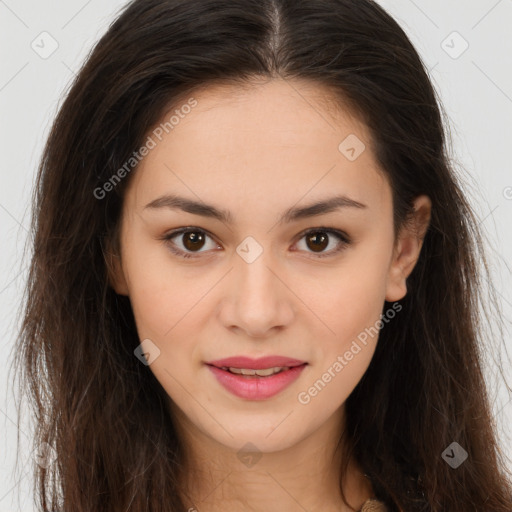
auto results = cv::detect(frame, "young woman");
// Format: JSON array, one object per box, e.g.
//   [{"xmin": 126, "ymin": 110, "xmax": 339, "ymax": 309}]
[{"xmin": 14, "ymin": 0, "xmax": 512, "ymax": 511}]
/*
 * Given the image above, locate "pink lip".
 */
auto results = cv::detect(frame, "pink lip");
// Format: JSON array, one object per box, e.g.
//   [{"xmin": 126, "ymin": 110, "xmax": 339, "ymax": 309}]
[{"xmin": 205, "ymin": 356, "xmax": 307, "ymax": 400}]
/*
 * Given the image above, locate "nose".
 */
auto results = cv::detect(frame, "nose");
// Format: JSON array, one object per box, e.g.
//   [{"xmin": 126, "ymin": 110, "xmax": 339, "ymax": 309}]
[{"xmin": 217, "ymin": 249, "xmax": 295, "ymax": 339}]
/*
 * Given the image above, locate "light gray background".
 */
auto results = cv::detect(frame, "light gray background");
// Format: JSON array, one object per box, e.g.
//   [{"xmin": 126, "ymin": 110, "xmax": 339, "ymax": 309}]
[{"xmin": 1, "ymin": 1, "xmax": 511, "ymax": 510}]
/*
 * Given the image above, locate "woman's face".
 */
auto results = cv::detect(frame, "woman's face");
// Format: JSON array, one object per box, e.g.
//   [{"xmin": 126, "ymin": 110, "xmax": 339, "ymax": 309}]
[{"xmin": 110, "ymin": 78, "xmax": 429, "ymax": 454}]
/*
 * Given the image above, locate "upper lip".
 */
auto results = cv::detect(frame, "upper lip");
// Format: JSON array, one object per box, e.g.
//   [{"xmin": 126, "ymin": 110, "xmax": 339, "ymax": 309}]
[{"xmin": 206, "ymin": 356, "xmax": 307, "ymax": 370}]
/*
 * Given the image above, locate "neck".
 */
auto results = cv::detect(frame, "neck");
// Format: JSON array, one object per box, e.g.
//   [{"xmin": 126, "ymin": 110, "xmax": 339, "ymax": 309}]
[{"xmin": 173, "ymin": 406, "xmax": 374, "ymax": 512}]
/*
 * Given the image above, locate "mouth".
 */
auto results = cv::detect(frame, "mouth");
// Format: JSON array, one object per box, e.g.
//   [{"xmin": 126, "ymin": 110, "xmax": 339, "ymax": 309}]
[
  {"xmin": 206, "ymin": 355, "xmax": 306, "ymax": 371},
  {"xmin": 213, "ymin": 366, "xmax": 298, "ymax": 377},
  {"xmin": 205, "ymin": 356, "xmax": 308, "ymax": 400}
]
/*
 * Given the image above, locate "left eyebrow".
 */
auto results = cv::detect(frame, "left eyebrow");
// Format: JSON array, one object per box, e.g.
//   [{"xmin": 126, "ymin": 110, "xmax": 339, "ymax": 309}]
[{"xmin": 143, "ymin": 193, "xmax": 367, "ymax": 224}]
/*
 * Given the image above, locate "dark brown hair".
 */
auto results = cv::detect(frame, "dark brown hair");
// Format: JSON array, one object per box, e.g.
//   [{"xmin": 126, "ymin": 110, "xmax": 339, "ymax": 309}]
[{"xmin": 13, "ymin": 0, "xmax": 512, "ymax": 510}]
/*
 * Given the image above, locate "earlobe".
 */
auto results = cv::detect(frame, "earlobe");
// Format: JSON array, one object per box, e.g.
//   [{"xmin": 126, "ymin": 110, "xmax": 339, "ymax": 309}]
[
  {"xmin": 109, "ymin": 254, "xmax": 130, "ymax": 296},
  {"xmin": 103, "ymin": 239, "xmax": 129, "ymax": 296},
  {"xmin": 385, "ymin": 195, "xmax": 431, "ymax": 302}
]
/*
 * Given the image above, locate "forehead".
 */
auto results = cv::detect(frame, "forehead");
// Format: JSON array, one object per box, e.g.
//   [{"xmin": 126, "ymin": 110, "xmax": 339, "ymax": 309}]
[{"xmin": 125, "ymin": 78, "xmax": 390, "ymax": 218}]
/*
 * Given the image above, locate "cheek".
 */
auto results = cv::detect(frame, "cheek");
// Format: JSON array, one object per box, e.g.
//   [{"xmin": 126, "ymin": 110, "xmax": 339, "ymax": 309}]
[
  {"xmin": 298, "ymin": 268, "xmax": 387, "ymax": 411},
  {"xmin": 125, "ymin": 259, "xmax": 206, "ymax": 402},
  {"xmin": 123, "ymin": 236, "xmax": 200, "ymax": 338},
  {"xmin": 316, "ymin": 252, "xmax": 391, "ymax": 347}
]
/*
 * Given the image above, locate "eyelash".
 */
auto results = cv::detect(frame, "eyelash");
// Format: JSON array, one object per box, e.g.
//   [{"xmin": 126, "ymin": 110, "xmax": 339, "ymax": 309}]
[{"xmin": 159, "ymin": 226, "xmax": 351, "ymax": 260}]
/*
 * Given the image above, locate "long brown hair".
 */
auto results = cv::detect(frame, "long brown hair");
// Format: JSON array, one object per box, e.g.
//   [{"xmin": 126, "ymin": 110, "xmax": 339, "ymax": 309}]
[{"xmin": 13, "ymin": 0, "xmax": 512, "ymax": 510}]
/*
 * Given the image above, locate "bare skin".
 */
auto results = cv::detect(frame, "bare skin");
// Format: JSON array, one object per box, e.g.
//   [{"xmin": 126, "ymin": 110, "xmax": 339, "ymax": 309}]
[{"xmin": 109, "ymin": 77, "xmax": 431, "ymax": 511}]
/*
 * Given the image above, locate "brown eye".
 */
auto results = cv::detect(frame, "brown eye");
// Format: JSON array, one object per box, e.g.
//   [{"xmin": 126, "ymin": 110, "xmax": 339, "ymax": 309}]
[
  {"xmin": 162, "ymin": 228, "xmax": 219, "ymax": 259},
  {"xmin": 182, "ymin": 231, "xmax": 206, "ymax": 251},
  {"xmin": 294, "ymin": 228, "xmax": 351, "ymax": 258},
  {"xmin": 305, "ymin": 231, "xmax": 329, "ymax": 253}
]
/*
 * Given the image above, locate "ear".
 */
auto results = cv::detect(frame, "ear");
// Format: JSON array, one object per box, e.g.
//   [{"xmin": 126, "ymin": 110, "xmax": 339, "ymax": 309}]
[
  {"xmin": 103, "ymin": 237, "xmax": 130, "ymax": 296},
  {"xmin": 385, "ymin": 195, "xmax": 431, "ymax": 302}
]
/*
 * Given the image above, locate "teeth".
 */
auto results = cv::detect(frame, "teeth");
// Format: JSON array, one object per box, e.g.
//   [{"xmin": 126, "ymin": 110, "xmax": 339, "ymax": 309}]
[{"xmin": 221, "ymin": 366, "xmax": 289, "ymax": 376}]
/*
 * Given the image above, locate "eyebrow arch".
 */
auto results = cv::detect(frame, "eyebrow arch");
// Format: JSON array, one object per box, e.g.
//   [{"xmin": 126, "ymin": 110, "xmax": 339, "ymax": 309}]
[{"xmin": 144, "ymin": 193, "xmax": 367, "ymax": 224}]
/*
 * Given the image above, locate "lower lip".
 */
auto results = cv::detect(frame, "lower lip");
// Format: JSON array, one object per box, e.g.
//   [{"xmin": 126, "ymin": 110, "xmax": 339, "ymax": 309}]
[{"xmin": 206, "ymin": 364, "xmax": 307, "ymax": 400}]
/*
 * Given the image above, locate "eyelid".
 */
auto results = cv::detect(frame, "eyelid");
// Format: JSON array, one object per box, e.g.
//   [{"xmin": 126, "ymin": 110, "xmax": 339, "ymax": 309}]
[{"xmin": 160, "ymin": 226, "xmax": 351, "ymax": 259}]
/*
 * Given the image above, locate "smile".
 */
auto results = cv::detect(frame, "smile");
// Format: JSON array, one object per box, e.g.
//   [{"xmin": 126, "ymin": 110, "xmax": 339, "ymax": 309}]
[
  {"xmin": 221, "ymin": 366, "xmax": 290, "ymax": 376},
  {"xmin": 206, "ymin": 362, "xmax": 307, "ymax": 400}
]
